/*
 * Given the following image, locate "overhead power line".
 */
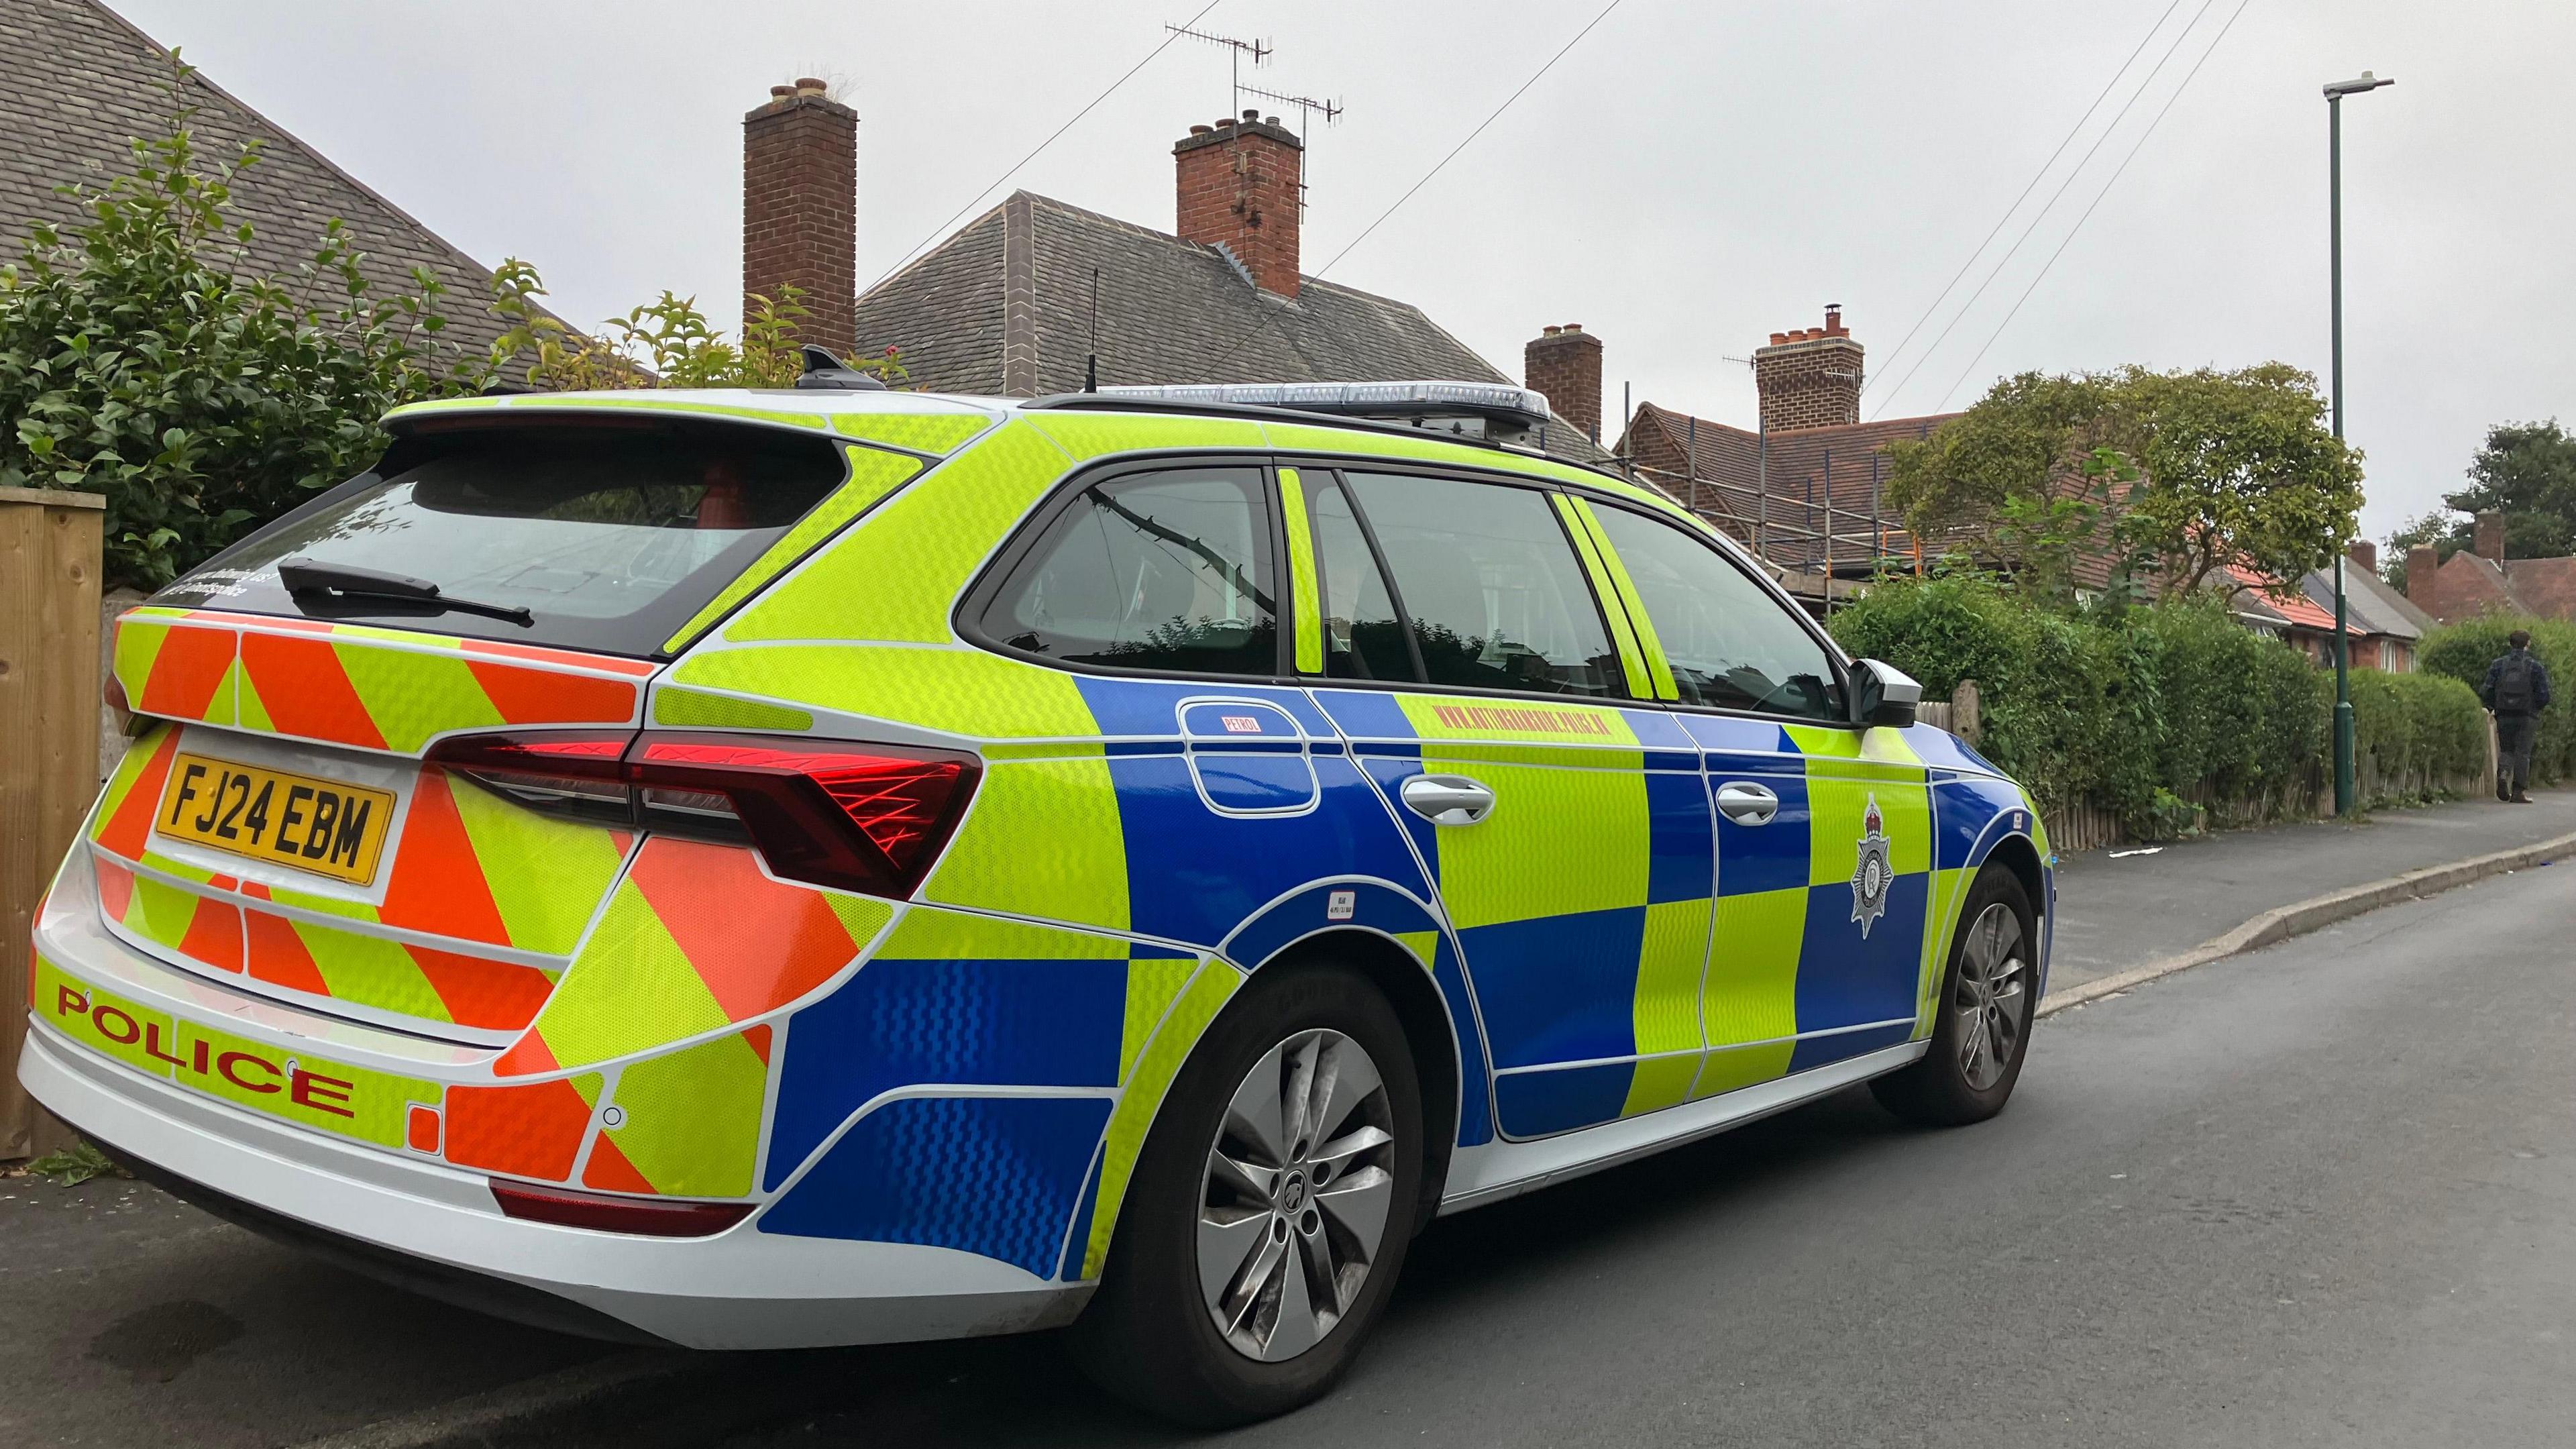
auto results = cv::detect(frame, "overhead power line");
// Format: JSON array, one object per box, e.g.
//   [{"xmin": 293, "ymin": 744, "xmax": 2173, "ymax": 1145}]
[
  {"xmin": 1870, "ymin": 0, "xmax": 2218, "ymax": 418},
  {"xmin": 1863, "ymin": 0, "xmax": 2184, "ymax": 402},
  {"xmin": 1933, "ymin": 0, "xmax": 2261, "ymax": 411},
  {"xmin": 860, "ymin": 1, "xmax": 1226, "ymax": 297},
  {"xmin": 1210, "ymin": 0, "xmax": 1632, "ymax": 369}
]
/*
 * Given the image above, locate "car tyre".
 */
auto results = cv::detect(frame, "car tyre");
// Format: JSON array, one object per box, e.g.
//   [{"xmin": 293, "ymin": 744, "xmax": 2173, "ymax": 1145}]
[
  {"xmin": 1067, "ymin": 961, "xmax": 1423, "ymax": 1428},
  {"xmin": 1870, "ymin": 863, "xmax": 2037, "ymax": 1127}
]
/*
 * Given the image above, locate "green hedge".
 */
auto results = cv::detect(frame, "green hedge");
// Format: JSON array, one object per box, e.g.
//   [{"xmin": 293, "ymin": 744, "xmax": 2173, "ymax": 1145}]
[
  {"xmin": 1831, "ymin": 575, "xmax": 2489, "ymax": 829},
  {"xmin": 2418, "ymin": 615, "xmax": 2576, "ymax": 786}
]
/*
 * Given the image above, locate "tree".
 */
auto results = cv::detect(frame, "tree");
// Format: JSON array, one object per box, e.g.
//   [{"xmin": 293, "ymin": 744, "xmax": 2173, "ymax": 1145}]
[
  {"xmin": 0, "ymin": 66, "xmax": 484, "ymax": 588},
  {"xmin": 486, "ymin": 263, "xmax": 908, "ymax": 392},
  {"xmin": 2379, "ymin": 419, "xmax": 2576, "ymax": 589},
  {"xmin": 1888, "ymin": 363, "xmax": 2361, "ymax": 604}
]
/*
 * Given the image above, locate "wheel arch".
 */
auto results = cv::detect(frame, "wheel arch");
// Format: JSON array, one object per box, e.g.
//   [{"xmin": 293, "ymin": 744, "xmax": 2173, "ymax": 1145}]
[{"xmin": 1252, "ymin": 928, "xmax": 1460, "ymax": 1236}]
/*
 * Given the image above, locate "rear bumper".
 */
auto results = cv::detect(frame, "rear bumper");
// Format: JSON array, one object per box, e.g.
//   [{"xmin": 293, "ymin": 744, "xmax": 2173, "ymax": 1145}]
[{"xmin": 20, "ymin": 859, "xmax": 1087, "ymax": 1351}]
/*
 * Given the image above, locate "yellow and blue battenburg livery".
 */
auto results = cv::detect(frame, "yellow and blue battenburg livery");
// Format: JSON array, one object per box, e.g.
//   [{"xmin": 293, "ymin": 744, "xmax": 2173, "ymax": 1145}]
[{"xmin": 21, "ymin": 381, "xmax": 2051, "ymax": 1368}]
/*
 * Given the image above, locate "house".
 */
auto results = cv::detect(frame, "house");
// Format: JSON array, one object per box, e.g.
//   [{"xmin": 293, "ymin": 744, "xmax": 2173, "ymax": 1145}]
[
  {"xmin": 2403, "ymin": 511, "xmax": 2576, "ymax": 625},
  {"xmin": 2300, "ymin": 542, "xmax": 2431, "ymax": 672},
  {"xmin": 737, "ymin": 89, "xmax": 1610, "ymax": 464},
  {"xmin": 1615, "ymin": 308, "xmax": 1959, "ymax": 604},
  {"xmin": 0, "ymin": 0, "xmax": 525, "ymax": 362},
  {"xmin": 2222, "ymin": 564, "xmax": 2365, "ymax": 666}
]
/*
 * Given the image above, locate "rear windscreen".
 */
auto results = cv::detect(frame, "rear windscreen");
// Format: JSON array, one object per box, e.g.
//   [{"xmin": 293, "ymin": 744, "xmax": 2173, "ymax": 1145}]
[{"xmin": 156, "ymin": 419, "xmax": 847, "ymax": 656}]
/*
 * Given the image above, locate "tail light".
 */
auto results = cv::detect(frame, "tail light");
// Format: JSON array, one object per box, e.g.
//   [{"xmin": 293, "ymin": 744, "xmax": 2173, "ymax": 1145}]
[
  {"xmin": 429, "ymin": 730, "xmax": 979, "ymax": 900},
  {"xmin": 490, "ymin": 1178, "xmax": 753, "ymax": 1236}
]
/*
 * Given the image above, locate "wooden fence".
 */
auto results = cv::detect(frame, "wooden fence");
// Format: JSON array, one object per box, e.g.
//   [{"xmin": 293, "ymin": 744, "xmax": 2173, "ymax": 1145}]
[{"xmin": 1, "ymin": 487, "xmax": 103, "ymax": 1161}]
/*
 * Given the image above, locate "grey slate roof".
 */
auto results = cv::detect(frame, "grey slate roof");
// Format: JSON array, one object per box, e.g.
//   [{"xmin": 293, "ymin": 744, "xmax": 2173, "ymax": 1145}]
[
  {"xmin": 0, "ymin": 0, "xmax": 518, "ymax": 363},
  {"xmin": 852, "ymin": 190, "xmax": 1611, "ymax": 466},
  {"xmin": 2300, "ymin": 565, "xmax": 2434, "ymax": 641}
]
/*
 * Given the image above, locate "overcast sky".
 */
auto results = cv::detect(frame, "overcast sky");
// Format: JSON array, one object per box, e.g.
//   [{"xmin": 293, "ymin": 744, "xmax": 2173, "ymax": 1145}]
[{"xmin": 108, "ymin": 0, "xmax": 2576, "ymax": 543}]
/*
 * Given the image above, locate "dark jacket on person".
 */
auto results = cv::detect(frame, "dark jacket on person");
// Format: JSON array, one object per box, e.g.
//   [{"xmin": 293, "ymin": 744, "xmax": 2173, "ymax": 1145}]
[{"xmin": 2480, "ymin": 647, "xmax": 2554, "ymax": 716}]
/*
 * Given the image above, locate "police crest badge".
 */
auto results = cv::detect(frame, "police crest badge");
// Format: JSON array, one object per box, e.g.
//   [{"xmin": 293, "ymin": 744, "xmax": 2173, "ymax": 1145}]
[{"xmin": 1850, "ymin": 795, "xmax": 1892, "ymax": 938}]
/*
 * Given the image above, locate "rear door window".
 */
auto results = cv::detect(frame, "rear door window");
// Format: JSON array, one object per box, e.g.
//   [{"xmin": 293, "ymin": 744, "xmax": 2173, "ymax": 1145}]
[
  {"xmin": 1340, "ymin": 471, "xmax": 1624, "ymax": 698},
  {"xmin": 977, "ymin": 466, "xmax": 1279, "ymax": 676},
  {"xmin": 158, "ymin": 419, "xmax": 847, "ymax": 657}
]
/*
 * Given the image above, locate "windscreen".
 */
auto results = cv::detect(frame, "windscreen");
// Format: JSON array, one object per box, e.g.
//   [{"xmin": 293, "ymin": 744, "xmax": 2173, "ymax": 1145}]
[{"xmin": 156, "ymin": 420, "xmax": 846, "ymax": 656}]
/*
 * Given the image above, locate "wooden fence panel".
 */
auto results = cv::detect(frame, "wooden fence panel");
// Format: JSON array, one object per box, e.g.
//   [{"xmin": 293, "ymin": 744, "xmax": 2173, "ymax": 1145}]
[{"xmin": 1, "ymin": 486, "xmax": 103, "ymax": 1160}]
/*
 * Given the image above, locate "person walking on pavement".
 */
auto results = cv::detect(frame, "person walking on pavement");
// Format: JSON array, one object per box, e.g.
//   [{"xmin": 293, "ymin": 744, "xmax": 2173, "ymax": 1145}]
[{"xmin": 2479, "ymin": 629, "xmax": 2553, "ymax": 803}]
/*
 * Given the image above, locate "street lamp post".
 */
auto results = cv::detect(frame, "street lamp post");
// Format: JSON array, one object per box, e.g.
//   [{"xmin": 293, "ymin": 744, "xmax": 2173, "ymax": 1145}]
[{"xmin": 2326, "ymin": 70, "xmax": 2393, "ymax": 818}]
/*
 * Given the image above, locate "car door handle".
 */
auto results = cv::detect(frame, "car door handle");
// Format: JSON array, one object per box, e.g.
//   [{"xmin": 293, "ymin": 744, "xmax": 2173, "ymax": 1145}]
[
  {"xmin": 1715, "ymin": 781, "xmax": 1780, "ymax": 826},
  {"xmin": 1401, "ymin": 774, "xmax": 1497, "ymax": 826}
]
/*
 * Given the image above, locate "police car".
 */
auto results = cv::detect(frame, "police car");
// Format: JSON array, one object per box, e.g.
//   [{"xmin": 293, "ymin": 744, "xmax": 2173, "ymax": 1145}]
[{"xmin": 21, "ymin": 372, "xmax": 2049, "ymax": 1425}]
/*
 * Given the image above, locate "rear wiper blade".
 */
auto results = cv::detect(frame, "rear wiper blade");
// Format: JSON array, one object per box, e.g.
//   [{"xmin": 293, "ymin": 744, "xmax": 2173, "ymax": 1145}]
[{"xmin": 276, "ymin": 557, "xmax": 534, "ymax": 627}]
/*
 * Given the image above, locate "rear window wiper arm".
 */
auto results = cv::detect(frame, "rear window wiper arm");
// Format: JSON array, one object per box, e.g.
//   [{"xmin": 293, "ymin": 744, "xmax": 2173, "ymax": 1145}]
[{"xmin": 276, "ymin": 558, "xmax": 535, "ymax": 627}]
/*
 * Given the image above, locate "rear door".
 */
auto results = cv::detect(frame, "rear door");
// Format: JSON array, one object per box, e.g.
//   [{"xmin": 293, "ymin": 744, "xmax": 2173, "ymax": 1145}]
[
  {"xmin": 88, "ymin": 415, "xmax": 864, "ymax": 1042},
  {"xmin": 1580, "ymin": 496, "xmax": 1937, "ymax": 1091},
  {"xmin": 1290, "ymin": 466, "xmax": 1712, "ymax": 1140}
]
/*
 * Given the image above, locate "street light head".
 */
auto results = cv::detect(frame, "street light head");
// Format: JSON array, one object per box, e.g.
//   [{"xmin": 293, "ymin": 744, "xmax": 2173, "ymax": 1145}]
[{"xmin": 2324, "ymin": 72, "xmax": 2396, "ymax": 99}]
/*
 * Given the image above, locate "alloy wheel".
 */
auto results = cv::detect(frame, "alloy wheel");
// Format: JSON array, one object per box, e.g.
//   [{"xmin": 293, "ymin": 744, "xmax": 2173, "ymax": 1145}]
[
  {"xmin": 1953, "ymin": 902, "xmax": 2028, "ymax": 1091},
  {"xmin": 1197, "ymin": 1028, "xmax": 1399, "ymax": 1362}
]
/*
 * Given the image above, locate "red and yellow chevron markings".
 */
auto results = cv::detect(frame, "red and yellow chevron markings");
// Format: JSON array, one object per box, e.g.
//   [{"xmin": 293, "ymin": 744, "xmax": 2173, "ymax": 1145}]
[
  {"xmin": 496, "ymin": 837, "xmax": 891, "ymax": 1075},
  {"xmin": 112, "ymin": 608, "xmax": 651, "ymax": 756}
]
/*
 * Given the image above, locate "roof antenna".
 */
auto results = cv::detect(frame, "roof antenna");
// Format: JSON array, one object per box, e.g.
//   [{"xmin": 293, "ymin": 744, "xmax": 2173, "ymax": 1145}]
[{"xmin": 1084, "ymin": 267, "xmax": 1102, "ymax": 393}]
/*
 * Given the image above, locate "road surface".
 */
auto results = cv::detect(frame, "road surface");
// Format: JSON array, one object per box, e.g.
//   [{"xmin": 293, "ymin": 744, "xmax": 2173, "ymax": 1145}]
[{"xmin": 708, "ymin": 864, "xmax": 2576, "ymax": 1447}]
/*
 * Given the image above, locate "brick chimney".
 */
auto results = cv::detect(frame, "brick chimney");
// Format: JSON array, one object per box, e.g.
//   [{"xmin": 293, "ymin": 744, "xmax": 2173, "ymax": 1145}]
[
  {"xmin": 2347, "ymin": 539, "xmax": 2377, "ymax": 574},
  {"xmin": 744, "ymin": 78, "xmax": 857, "ymax": 357},
  {"xmin": 2404, "ymin": 545, "xmax": 2439, "ymax": 604},
  {"xmin": 1753, "ymin": 304, "xmax": 1864, "ymax": 433},
  {"xmin": 1175, "ymin": 111, "xmax": 1303, "ymax": 297},
  {"xmin": 1523, "ymin": 323, "xmax": 1603, "ymax": 441},
  {"xmin": 2474, "ymin": 511, "xmax": 2506, "ymax": 563}
]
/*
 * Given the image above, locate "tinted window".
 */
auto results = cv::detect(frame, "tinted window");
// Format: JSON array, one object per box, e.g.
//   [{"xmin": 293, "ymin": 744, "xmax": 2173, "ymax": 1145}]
[
  {"xmin": 158, "ymin": 423, "xmax": 847, "ymax": 655},
  {"xmin": 1342, "ymin": 472, "xmax": 1622, "ymax": 698},
  {"xmin": 1301, "ymin": 473, "xmax": 1417, "ymax": 682},
  {"xmin": 1590, "ymin": 502, "xmax": 1845, "ymax": 720},
  {"xmin": 982, "ymin": 467, "xmax": 1278, "ymax": 676}
]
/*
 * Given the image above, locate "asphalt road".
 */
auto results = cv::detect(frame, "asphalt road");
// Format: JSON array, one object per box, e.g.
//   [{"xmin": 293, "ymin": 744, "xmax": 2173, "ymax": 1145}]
[{"xmin": 694, "ymin": 864, "xmax": 2576, "ymax": 1448}]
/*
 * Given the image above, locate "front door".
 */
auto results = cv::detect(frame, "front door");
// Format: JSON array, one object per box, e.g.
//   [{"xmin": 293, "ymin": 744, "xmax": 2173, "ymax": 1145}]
[{"xmin": 1579, "ymin": 498, "xmax": 1934, "ymax": 1096}]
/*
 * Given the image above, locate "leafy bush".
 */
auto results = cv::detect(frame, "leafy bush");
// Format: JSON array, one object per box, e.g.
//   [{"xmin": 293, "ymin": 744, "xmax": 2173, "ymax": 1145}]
[
  {"xmin": 1834, "ymin": 574, "xmax": 2488, "ymax": 831},
  {"xmin": 2418, "ymin": 615, "xmax": 2576, "ymax": 786},
  {"xmin": 0, "ymin": 98, "xmax": 482, "ymax": 588}
]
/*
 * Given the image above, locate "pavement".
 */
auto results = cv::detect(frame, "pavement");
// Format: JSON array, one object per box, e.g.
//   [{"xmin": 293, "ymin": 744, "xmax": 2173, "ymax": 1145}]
[
  {"xmin": 2046, "ymin": 785, "xmax": 2576, "ymax": 991},
  {"xmin": 3, "ymin": 787, "xmax": 2571, "ymax": 1448}
]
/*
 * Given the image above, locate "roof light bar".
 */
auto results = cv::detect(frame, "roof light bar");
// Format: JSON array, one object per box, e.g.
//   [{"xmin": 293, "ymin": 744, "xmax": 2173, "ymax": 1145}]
[{"xmin": 1090, "ymin": 380, "xmax": 1556, "ymax": 437}]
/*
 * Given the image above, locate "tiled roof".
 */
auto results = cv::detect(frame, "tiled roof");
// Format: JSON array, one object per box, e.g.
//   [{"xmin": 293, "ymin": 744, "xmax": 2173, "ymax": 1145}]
[
  {"xmin": 2226, "ymin": 565, "xmax": 2361, "ymax": 635},
  {"xmin": 0, "ymin": 0, "xmax": 519, "ymax": 363},
  {"xmin": 2298, "ymin": 565, "xmax": 2432, "ymax": 640},
  {"xmin": 1617, "ymin": 402, "xmax": 1955, "ymax": 568},
  {"xmin": 851, "ymin": 190, "xmax": 1612, "ymax": 466}
]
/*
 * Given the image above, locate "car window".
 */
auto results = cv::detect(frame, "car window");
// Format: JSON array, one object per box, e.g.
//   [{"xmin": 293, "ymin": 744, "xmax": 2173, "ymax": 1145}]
[
  {"xmin": 156, "ymin": 423, "xmax": 846, "ymax": 656},
  {"xmin": 1301, "ymin": 473, "xmax": 1419, "ymax": 682},
  {"xmin": 1588, "ymin": 502, "xmax": 1845, "ymax": 720},
  {"xmin": 980, "ymin": 466, "xmax": 1279, "ymax": 676},
  {"xmin": 1341, "ymin": 472, "xmax": 1623, "ymax": 698}
]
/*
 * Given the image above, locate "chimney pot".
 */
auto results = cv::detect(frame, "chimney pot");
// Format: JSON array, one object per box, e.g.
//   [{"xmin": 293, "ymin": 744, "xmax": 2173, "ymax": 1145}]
[
  {"xmin": 1242, "ymin": 108, "xmax": 1260, "ymax": 122},
  {"xmin": 1770, "ymin": 332, "xmax": 1788, "ymax": 345},
  {"xmin": 770, "ymin": 84, "xmax": 796, "ymax": 99},
  {"xmin": 1190, "ymin": 123, "xmax": 1214, "ymax": 136},
  {"xmin": 1216, "ymin": 115, "xmax": 1236, "ymax": 127},
  {"xmin": 1542, "ymin": 325, "xmax": 1562, "ymax": 337},
  {"xmin": 1563, "ymin": 322, "xmax": 1583, "ymax": 334},
  {"xmin": 795, "ymin": 76, "xmax": 827, "ymax": 92},
  {"xmin": 2475, "ymin": 511, "xmax": 2506, "ymax": 564}
]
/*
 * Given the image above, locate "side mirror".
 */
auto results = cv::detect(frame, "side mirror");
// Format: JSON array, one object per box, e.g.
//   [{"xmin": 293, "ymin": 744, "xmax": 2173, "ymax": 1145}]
[{"xmin": 1849, "ymin": 658, "xmax": 1923, "ymax": 729}]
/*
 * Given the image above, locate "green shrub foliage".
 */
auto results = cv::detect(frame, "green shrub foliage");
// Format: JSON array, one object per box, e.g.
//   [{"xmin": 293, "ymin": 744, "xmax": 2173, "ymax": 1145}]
[
  {"xmin": 1833, "ymin": 574, "xmax": 2489, "ymax": 827},
  {"xmin": 0, "ymin": 94, "xmax": 484, "ymax": 588},
  {"xmin": 2418, "ymin": 615, "xmax": 2576, "ymax": 786}
]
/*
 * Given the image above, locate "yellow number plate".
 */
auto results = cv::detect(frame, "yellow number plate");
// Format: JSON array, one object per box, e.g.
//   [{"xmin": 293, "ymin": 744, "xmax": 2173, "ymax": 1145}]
[{"xmin": 155, "ymin": 753, "xmax": 396, "ymax": 886}]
